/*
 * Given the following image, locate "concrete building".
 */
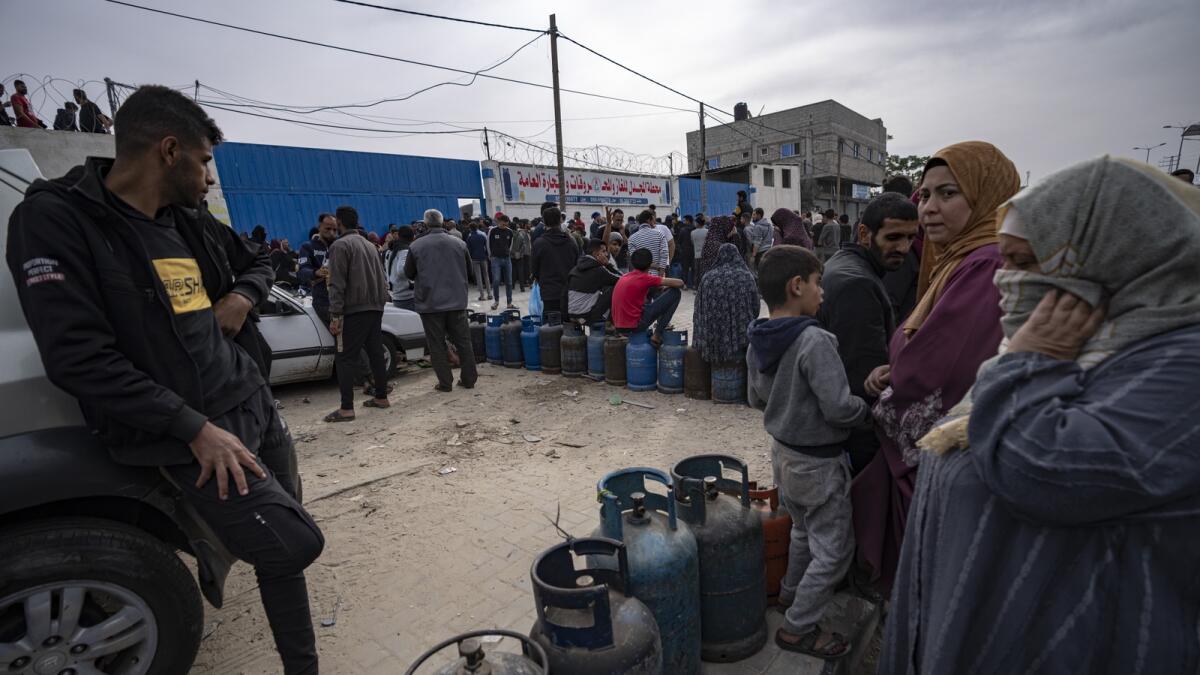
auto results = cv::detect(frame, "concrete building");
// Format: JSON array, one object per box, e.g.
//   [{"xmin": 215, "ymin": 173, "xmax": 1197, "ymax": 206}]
[{"xmin": 685, "ymin": 99, "xmax": 887, "ymax": 221}]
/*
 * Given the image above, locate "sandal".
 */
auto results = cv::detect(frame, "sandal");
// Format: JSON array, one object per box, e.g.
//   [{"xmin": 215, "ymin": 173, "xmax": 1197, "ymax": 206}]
[
  {"xmin": 775, "ymin": 626, "xmax": 850, "ymax": 660},
  {"xmin": 362, "ymin": 399, "xmax": 390, "ymax": 409},
  {"xmin": 324, "ymin": 410, "xmax": 355, "ymax": 423}
]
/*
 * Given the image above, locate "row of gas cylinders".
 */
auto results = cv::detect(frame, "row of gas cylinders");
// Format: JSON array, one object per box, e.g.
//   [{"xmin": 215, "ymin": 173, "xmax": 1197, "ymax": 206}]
[
  {"xmin": 406, "ymin": 455, "xmax": 793, "ymax": 674},
  {"xmin": 471, "ymin": 311, "xmax": 750, "ymax": 403}
]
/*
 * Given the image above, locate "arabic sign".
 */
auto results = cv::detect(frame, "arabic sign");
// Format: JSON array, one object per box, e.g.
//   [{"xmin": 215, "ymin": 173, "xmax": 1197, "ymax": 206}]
[{"xmin": 500, "ymin": 165, "xmax": 672, "ymax": 207}]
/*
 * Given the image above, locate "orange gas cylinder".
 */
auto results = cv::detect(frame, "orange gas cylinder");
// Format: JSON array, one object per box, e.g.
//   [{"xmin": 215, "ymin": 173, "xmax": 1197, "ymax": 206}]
[{"xmin": 749, "ymin": 483, "xmax": 792, "ymax": 606}]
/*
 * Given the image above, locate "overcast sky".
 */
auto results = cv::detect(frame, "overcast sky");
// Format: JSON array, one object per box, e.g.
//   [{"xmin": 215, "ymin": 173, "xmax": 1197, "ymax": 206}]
[{"xmin": 4, "ymin": 0, "xmax": 1198, "ymax": 183}]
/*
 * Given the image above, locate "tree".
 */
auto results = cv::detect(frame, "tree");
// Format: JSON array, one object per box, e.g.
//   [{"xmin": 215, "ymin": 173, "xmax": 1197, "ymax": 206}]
[{"xmin": 886, "ymin": 154, "xmax": 931, "ymax": 185}]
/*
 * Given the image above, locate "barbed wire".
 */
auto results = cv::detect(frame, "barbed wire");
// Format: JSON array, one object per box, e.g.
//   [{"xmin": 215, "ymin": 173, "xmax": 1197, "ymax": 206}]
[{"xmin": 484, "ymin": 130, "xmax": 684, "ymax": 176}]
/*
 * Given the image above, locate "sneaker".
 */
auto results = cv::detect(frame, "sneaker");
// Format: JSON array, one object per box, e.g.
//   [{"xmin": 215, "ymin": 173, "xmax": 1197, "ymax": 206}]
[
  {"xmin": 491, "ymin": 302, "xmax": 499, "ymax": 310},
  {"xmin": 456, "ymin": 379, "xmax": 475, "ymax": 389}
]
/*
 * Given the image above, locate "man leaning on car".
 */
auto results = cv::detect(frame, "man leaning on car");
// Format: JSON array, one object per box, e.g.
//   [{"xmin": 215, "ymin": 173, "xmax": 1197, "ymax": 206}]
[{"xmin": 4, "ymin": 85, "xmax": 324, "ymax": 675}]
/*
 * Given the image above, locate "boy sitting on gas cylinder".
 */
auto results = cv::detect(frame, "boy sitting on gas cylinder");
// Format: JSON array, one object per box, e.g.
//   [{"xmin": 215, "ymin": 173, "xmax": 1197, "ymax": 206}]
[
  {"xmin": 611, "ymin": 248, "xmax": 684, "ymax": 346},
  {"xmin": 745, "ymin": 245, "xmax": 869, "ymax": 661}
]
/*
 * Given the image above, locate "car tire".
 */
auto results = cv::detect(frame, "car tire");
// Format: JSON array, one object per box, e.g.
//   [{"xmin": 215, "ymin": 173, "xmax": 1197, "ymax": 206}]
[
  {"xmin": 381, "ymin": 334, "xmax": 400, "ymax": 379},
  {"xmin": 0, "ymin": 517, "xmax": 203, "ymax": 675}
]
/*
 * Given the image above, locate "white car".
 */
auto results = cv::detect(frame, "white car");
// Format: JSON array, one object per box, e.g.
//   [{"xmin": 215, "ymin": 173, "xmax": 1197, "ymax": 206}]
[{"xmin": 259, "ymin": 287, "xmax": 426, "ymax": 386}]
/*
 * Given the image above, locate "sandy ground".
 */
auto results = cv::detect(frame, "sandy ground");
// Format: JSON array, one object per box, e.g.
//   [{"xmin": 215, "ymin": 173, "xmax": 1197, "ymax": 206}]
[{"xmin": 191, "ymin": 288, "xmax": 878, "ymax": 674}]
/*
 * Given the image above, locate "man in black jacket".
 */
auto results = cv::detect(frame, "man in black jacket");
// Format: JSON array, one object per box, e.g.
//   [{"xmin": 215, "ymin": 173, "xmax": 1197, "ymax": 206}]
[
  {"xmin": 565, "ymin": 238, "xmax": 621, "ymax": 324},
  {"xmin": 5, "ymin": 85, "xmax": 324, "ymax": 674},
  {"xmin": 530, "ymin": 206, "xmax": 580, "ymax": 316},
  {"xmin": 817, "ymin": 192, "xmax": 918, "ymax": 475}
]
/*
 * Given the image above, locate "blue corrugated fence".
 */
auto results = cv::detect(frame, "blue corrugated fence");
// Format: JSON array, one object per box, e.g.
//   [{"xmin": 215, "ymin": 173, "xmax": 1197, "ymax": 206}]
[
  {"xmin": 677, "ymin": 177, "xmax": 748, "ymax": 219},
  {"xmin": 213, "ymin": 142, "xmax": 481, "ymax": 244}
]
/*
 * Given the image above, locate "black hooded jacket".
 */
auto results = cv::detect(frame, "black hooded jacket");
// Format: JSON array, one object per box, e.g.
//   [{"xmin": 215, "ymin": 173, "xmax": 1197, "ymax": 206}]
[
  {"xmin": 530, "ymin": 227, "xmax": 580, "ymax": 307},
  {"xmin": 5, "ymin": 157, "xmax": 274, "ymax": 466}
]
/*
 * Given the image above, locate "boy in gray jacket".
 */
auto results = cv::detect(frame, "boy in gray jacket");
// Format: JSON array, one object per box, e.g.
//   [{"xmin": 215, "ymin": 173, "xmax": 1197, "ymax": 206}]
[{"xmin": 746, "ymin": 245, "xmax": 868, "ymax": 661}]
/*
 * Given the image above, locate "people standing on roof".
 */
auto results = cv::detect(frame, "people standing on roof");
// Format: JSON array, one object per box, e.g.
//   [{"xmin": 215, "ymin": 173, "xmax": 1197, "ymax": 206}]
[
  {"xmin": 10, "ymin": 80, "xmax": 44, "ymax": 128},
  {"xmin": 52, "ymin": 101, "xmax": 78, "ymax": 131},
  {"xmin": 74, "ymin": 88, "xmax": 111, "ymax": 133}
]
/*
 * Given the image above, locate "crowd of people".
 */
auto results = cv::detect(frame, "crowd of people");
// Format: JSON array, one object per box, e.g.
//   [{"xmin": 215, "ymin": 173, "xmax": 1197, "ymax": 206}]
[{"xmin": 8, "ymin": 80, "xmax": 1200, "ymax": 674}]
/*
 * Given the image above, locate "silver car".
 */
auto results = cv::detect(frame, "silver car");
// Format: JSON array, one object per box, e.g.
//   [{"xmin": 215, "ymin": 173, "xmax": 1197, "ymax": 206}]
[{"xmin": 259, "ymin": 287, "xmax": 426, "ymax": 385}]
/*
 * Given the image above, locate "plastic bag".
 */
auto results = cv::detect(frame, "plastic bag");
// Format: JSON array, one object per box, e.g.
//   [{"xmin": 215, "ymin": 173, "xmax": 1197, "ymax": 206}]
[{"xmin": 528, "ymin": 281, "xmax": 543, "ymax": 319}]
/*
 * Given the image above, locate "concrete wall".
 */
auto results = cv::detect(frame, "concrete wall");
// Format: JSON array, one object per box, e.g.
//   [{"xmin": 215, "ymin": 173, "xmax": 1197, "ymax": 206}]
[
  {"xmin": 749, "ymin": 163, "xmax": 803, "ymax": 214},
  {"xmin": 0, "ymin": 127, "xmax": 234, "ymax": 224},
  {"xmin": 0, "ymin": 127, "xmax": 114, "ymax": 179}
]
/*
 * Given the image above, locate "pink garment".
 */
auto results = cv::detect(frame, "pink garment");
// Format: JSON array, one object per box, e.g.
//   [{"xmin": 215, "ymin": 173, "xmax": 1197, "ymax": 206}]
[{"xmin": 851, "ymin": 243, "xmax": 1004, "ymax": 592}]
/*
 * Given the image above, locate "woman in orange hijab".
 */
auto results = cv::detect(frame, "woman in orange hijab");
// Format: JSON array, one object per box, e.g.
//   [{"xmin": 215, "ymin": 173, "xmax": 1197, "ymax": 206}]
[{"xmin": 851, "ymin": 141, "xmax": 1021, "ymax": 594}]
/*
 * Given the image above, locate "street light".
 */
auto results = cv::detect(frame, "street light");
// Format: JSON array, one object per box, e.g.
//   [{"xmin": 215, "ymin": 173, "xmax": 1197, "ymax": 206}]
[
  {"xmin": 1134, "ymin": 142, "xmax": 1166, "ymax": 163},
  {"xmin": 1163, "ymin": 124, "xmax": 1200, "ymax": 172}
]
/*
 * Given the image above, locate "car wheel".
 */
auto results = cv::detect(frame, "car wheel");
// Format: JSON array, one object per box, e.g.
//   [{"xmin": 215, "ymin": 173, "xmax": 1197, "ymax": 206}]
[
  {"xmin": 0, "ymin": 518, "xmax": 203, "ymax": 675},
  {"xmin": 381, "ymin": 335, "xmax": 400, "ymax": 379}
]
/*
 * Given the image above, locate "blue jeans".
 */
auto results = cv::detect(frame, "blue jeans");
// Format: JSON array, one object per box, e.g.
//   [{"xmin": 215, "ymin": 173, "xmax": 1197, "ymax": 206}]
[
  {"xmin": 636, "ymin": 286, "xmax": 681, "ymax": 338},
  {"xmin": 490, "ymin": 257, "xmax": 513, "ymax": 305}
]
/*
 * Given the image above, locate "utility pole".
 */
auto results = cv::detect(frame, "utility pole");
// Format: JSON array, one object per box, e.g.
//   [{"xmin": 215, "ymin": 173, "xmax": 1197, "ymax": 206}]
[
  {"xmin": 835, "ymin": 137, "xmax": 843, "ymax": 215},
  {"xmin": 549, "ymin": 14, "xmax": 567, "ymax": 209},
  {"xmin": 1134, "ymin": 143, "xmax": 1165, "ymax": 164},
  {"xmin": 699, "ymin": 102, "xmax": 708, "ymax": 214},
  {"xmin": 483, "ymin": 127, "xmax": 492, "ymax": 161},
  {"xmin": 103, "ymin": 77, "xmax": 118, "ymax": 118},
  {"xmin": 193, "ymin": 80, "xmax": 200, "ymax": 102}
]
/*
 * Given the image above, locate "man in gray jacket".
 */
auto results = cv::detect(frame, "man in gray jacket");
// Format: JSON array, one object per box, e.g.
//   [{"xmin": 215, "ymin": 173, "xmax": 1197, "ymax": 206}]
[
  {"xmin": 405, "ymin": 209, "xmax": 478, "ymax": 392},
  {"xmin": 325, "ymin": 205, "xmax": 390, "ymax": 422}
]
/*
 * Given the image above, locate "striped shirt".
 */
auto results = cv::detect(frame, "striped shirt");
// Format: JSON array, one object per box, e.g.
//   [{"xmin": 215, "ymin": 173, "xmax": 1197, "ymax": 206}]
[{"xmin": 628, "ymin": 226, "xmax": 670, "ymax": 273}]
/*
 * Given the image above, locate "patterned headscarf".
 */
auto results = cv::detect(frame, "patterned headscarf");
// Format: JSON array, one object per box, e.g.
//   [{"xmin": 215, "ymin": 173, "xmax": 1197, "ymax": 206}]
[
  {"xmin": 771, "ymin": 208, "xmax": 813, "ymax": 249},
  {"xmin": 905, "ymin": 141, "xmax": 1021, "ymax": 335},
  {"xmin": 995, "ymin": 155, "xmax": 1200, "ymax": 367},
  {"xmin": 697, "ymin": 215, "xmax": 735, "ymax": 279},
  {"xmin": 694, "ymin": 243, "xmax": 761, "ymax": 363},
  {"xmin": 921, "ymin": 155, "xmax": 1200, "ymax": 453}
]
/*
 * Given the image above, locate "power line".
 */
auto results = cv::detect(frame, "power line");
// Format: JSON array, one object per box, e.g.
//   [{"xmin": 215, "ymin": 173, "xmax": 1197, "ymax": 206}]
[
  {"xmin": 102, "ymin": 0, "xmax": 693, "ymax": 113},
  {"xmin": 332, "ymin": 0, "xmax": 544, "ymax": 33},
  {"xmin": 196, "ymin": 33, "xmax": 543, "ymax": 115},
  {"xmin": 200, "ymin": 100, "xmax": 484, "ymax": 135},
  {"xmin": 558, "ymin": 33, "xmax": 704, "ymax": 107}
]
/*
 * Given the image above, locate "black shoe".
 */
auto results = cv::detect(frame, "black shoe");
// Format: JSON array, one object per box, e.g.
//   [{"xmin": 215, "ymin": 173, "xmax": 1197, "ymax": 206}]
[
  {"xmin": 456, "ymin": 380, "xmax": 475, "ymax": 389},
  {"xmin": 434, "ymin": 383, "xmax": 452, "ymax": 392}
]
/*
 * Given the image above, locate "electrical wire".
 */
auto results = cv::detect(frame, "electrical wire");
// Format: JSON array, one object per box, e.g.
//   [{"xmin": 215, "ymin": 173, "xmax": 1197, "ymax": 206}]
[
  {"xmin": 103, "ymin": 0, "xmax": 693, "ymax": 113},
  {"xmin": 199, "ymin": 100, "xmax": 485, "ymax": 135},
  {"xmin": 194, "ymin": 33, "xmax": 544, "ymax": 115},
  {"xmin": 331, "ymin": 0, "xmax": 544, "ymax": 33}
]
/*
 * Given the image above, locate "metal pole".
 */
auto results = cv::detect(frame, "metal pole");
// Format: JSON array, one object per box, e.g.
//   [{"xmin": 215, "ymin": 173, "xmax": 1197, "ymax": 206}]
[
  {"xmin": 104, "ymin": 77, "xmax": 118, "ymax": 118},
  {"xmin": 1177, "ymin": 131, "xmax": 1186, "ymax": 173},
  {"xmin": 699, "ymin": 103, "xmax": 708, "ymax": 214},
  {"xmin": 483, "ymin": 127, "xmax": 492, "ymax": 161},
  {"xmin": 836, "ymin": 137, "xmax": 843, "ymax": 214},
  {"xmin": 194, "ymin": 80, "xmax": 200, "ymax": 101},
  {"xmin": 548, "ymin": 14, "xmax": 567, "ymax": 209}
]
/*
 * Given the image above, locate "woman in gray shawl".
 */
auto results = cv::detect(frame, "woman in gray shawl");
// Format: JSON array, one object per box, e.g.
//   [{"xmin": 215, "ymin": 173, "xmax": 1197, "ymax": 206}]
[{"xmin": 881, "ymin": 156, "xmax": 1200, "ymax": 674}]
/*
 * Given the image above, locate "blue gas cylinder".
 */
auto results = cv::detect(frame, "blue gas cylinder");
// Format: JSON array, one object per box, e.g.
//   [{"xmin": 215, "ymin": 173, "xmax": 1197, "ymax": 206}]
[
  {"xmin": 626, "ymin": 331, "xmax": 657, "ymax": 392},
  {"xmin": 671, "ymin": 455, "xmax": 766, "ymax": 662},
  {"xmin": 593, "ymin": 468, "xmax": 701, "ymax": 674},
  {"xmin": 657, "ymin": 330, "xmax": 687, "ymax": 394},
  {"xmin": 485, "ymin": 314, "xmax": 504, "ymax": 365},
  {"xmin": 711, "ymin": 358, "xmax": 747, "ymax": 404},
  {"xmin": 529, "ymin": 538, "xmax": 663, "ymax": 674},
  {"xmin": 521, "ymin": 315, "xmax": 542, "ymax": 371},
  {"xmin": 501, "ymin": 309, "xmax": 524, "ymax": 368},
  {"xmin": 587, "ymin": 322, "xmax": 606, "ymax": 381}
]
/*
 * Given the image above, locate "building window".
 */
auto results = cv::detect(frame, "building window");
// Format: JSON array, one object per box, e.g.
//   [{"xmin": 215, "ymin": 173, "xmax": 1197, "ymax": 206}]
[
  {"xmin": 780, "ymin": 142, "xmax": 799, "ymax": 158},
  {"xmin": 762, "ymin": 168, "xmax": 774, "ymax": 187},
  {"xmin": 866, "ymin": 148, "xmax": 873, "ymax": 161},
  {"xmin": 781, "ymin": 169, "xmax": 791, "ymax": 189},
  {"xmin": 706, "ymin": 157, "xmax": 720, "ymax": 170},
  {"xmin": 761, "ymin": 147, "xmax": 770, "ymax": 156},
  {"xmin": 854, "ymin": 143, "xmax": 861, "ymax": 158},
  {"xmin": 742, "ymin": 151, "xmax": 750, "ymax": 159}
]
